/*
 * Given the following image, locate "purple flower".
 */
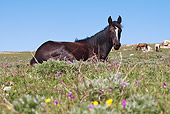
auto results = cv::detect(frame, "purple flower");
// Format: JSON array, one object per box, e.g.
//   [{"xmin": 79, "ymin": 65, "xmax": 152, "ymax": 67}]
[
  {"xmin": 150, "ymin": 75, "xmax": 152, "ymax": 78},
  {"xmin": 54, "ymin": 100, "xmax": 58, "ymax": 104},
  {"xmin": 27, "ymin": 86, "xmax": 29, "ymax": 88},
  {"xmin": 122, "ymin": 99, "xmax": 126, "ymax": 108},
  {"xmin": 58, "ymin": 71, "xmax": 62, "ymax": 76},
  {"xmin": 109, "ymin": 87, "xmax": 113, "ymax": 90},
  {"xmin": 43, "ymin": 83, "xmax": 45, "ymax": 86},
  {"xmin": 22, "ymin": 75, "xmax": 24, "ymax": 77},
  {"xmin": 122, "ymin": 82, "xmax": 126, "ymax": 86},
  {"xmin": 68, "ymin": 93, "xmax": 75, "ymax": 99},
  {"xmin": 164, "ymin": 83, "xmax": 167, "ymax": 87},
  {"xmin": 100, "ymin": 90, "xmax": 104, "ymax": 93},
  {"xmin": 73, "ymin": 76, "xmax": 76, "ymax": 78},
  {"xmin": 58, "ymin": 88, "xmax": 61, "ymax": 91},
  {"xmin": 89, "ymin": 104, "xmax": 93, "ymax": 110},
  {"xmin": 135, "ymin": 81, "xmax": 138, "ymax": 84},
  {"xmin": 79, "ymin": 79, "xmax": 82, "ymax": 82},
  {"xmin": 68, "ymin": 62, "xmax": 71, "ymax": 64}
]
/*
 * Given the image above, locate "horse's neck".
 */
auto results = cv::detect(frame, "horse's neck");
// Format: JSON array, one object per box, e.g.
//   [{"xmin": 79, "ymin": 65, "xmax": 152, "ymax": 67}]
[{"xmin": 77, "ymin": 26, "xmax": 113, "ymax": 60}]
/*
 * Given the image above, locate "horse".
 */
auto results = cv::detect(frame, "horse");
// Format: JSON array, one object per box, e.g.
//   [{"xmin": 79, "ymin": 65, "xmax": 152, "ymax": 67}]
[
  {"xmin": 30, "ymin": 16, "xmax": 122, "ymax": 65},
  {"xmin": 162, "ymin": 40, "xmax": 170, "ymax": 46},
  {"xmin": 155, "ymin": 44, "xmax": 161, "ymax": 52},
  {"xmin": 136, "ymin": 43, "xmax": 148, "ymax": 51}
]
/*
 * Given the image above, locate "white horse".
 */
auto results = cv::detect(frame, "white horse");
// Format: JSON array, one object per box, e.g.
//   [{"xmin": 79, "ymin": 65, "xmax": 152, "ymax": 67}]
[
  {"xmin": 142, "ymin": 46, "xmax": 153, "ymax": 52},
  {"xmin": 155, "ymin": 44, "xmax": 161, "ymax": 52}
]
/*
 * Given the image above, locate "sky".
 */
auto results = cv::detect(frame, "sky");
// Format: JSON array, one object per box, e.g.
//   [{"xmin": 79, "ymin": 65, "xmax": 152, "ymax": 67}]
[{"xmin": 0, "ymin": 0, "xmax": 170, "ymax": 51}]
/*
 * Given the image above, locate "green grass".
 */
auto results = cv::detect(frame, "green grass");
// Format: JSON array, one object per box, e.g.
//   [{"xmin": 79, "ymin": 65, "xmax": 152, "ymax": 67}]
[{"xmin": 0, "ymin": 45, "xmax": 170, "ymax": 114}]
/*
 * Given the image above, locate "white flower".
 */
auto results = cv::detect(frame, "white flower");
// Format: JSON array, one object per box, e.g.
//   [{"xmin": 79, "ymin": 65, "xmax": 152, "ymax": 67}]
[
  {"xmin": 3, "ymin": 86, "xmax": 11, "ymax": 91},
  {"xmin": 130, "ymin": 54, "xmax": 134, "ymax": 56}
]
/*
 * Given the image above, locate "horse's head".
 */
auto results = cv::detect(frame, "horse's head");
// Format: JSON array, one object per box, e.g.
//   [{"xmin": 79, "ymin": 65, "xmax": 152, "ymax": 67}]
[{"xmin": 108, "ymin": 16, "xmax": 122, "ymax": 50}]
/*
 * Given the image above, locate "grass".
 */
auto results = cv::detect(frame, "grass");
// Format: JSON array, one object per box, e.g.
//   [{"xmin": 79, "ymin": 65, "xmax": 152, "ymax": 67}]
[{"xmin": 0, "ymin": 44, "xmax": 170, "ymax": 114}]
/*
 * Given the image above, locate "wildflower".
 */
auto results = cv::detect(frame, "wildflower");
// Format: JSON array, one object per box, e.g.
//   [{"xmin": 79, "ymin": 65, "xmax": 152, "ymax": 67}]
[
  {"xmin": 45, "ymin": 99, "xmax": 51, "ymax": 103},
  {"xmin": 22, "ymin": 75, "xmax": 24, "ymax": 77},
  {"xmin": 68, "ymin": 93, "xmax": 75, "ymax": 99},
  {"xmin": 58, "ymin": 71, "xmax": 62, "ymax": 76},
  {"xmin": 68, "ymin": 62, "xmax": 71, "ymax": 64},
  {"xmin": 58, "ymin": 88, "xmax": 61, "ymax": 91},
  {"xmin": 54, "ymin": 100, "xmax": 58, "ymax": 104},
  {"xmin": 106, "ymin": 99, "xmax": 113, "ymax": 106},
  {"xmin": 89, "ymin": 104, "xmax": 93, "ymax": 110},
  {"xmin": 122, "ymin": 82, "xmax": 126, "ymax": 86},
  {"xmin": 164, "ymin": 83, "xmax": 167, "ymax": 87},
  {"xmin": 109, "ymin": 87, "xmax": 113, "ymax": 90},
  {"xmin": 135, "ymin": 81, "xmax": 138, "ymax": 84},
  {"xmin": 3, "ymin": 86, "xmax": 11, "ymax": 91},
  {"xmin": 73, "ymin": 76, "xmax": 76, "ymax": 78},
  {"xmin": 43, "ymin": 83, "xmax": 45, "ymax": 86},
  {"xmin": 79, "ymin": 79, "xmax": 82, "ymax": 82},
  {"xmin": 93, "ymin": 101, "xmax": 98, "ymax": 105},
  {"xmin": 7, "ymin": 105, "xmax": 12, "ymax": 110},
  {"xmin": 122, "ymin": 99, "xmax": 126, "ymax": 108},
  {"xmin": 100, "ymin": 90, "xmax": 104, "ymax": 93},
  {"xmin": 150, "ymin": 75, "xmax": 152, "ymax": 78},
  {"xmin": 27, "ymin": 86, "xmax": 29, "ymax": 88}
]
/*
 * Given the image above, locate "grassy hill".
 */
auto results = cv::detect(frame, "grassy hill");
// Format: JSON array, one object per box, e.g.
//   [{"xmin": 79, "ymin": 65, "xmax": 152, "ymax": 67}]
[{"xmin": 0, "ymin": 44, "xmax": 170, "ymax": 113}]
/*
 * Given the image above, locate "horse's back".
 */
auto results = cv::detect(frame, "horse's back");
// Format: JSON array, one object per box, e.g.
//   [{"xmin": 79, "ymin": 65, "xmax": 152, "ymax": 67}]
[
  {"xmin": 30, "ymin": 41, "xmax": 94, "ymax": 65},
  {"xmin": 30, "ymin": 41, "xmax": 64, "ymax": 65}
]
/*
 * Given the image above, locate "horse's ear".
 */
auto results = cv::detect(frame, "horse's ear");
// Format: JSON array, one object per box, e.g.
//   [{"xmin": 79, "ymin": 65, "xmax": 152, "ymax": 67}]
[
  {"xmin": 108, "ymin": 16, "xmax": 112, "ymax": 25},
  {"xmin": 117, "ymin": 16, "xmax": 122, "ymax": 24}
]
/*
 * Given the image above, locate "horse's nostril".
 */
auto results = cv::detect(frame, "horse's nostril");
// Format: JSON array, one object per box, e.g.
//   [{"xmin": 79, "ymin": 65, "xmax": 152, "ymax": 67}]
[{"xmin": 113, "ymin": 43, "xmax": 116, "ymax": 46}]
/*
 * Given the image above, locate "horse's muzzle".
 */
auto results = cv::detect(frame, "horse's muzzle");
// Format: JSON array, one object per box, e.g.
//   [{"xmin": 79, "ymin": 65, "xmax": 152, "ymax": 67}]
[{"xmin": 113, "ymin": 43, "xmax": 121, "ymax": 50}]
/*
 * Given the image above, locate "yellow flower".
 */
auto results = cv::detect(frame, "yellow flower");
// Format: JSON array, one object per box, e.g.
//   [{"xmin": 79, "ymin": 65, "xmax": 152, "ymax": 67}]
[
  {"xmin": 7, "ymin": 105, "xmax": 12, "ymax": 110},
  {"xmin": 106, "ymin": 99, "xmax": 113, "ymax": 106},
  {"xmin": 93, "ymin": 101, "xmax": 99, "ymax": 105},
  {"xmin": 45, "ymin": 99, "xmax": 51, "ymax": 103}
]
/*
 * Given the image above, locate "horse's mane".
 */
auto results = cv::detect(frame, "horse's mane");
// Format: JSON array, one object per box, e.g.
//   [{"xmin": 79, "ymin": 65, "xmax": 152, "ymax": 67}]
[
  {"xmin": 75, "ymin": 21, "xmax": 122, "ymax": 46},
  {"xmin": 75, "ymin": 26, "xmax": 109, "ymax": 46}
]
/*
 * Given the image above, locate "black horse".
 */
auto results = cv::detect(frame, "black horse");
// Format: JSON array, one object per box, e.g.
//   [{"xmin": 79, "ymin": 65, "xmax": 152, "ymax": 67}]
[{"xmin": 30, "ymin": 16, "xmax": 122, "ymax": 65}]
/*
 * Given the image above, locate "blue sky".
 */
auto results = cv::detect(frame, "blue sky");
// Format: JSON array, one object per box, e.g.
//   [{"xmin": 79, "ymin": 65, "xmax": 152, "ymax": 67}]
[{"xmin": 0, "ymin": 0, "xmax": 170, "ymax": 51}]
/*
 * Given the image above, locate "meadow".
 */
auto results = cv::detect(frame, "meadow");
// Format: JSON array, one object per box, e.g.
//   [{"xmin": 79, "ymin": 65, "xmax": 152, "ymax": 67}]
[{"xmin": 0, "ymin": 44, "xmax": 170, "ymax": 114}]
